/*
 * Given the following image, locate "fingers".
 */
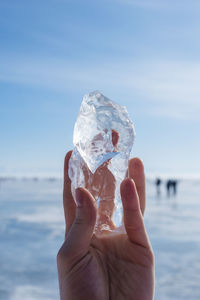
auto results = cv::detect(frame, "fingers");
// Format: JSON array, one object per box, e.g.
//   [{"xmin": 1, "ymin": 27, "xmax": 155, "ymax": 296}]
[
  {"xmin": 120, "ymin": 178, "xmax": 150, "ymax": 248},
  {"xmin": 63, "ymin": 150, "xmax": 76, "ymax": 238},
  {"xmin": 128, "ymin": 158, "xmax": 146, "ymax": 215},
  {"xmin": 112, "ymin": 129, "xmax": 120, "ymax": 149},
  {"xmin": 97, "ymin": 165, "xmax": 116, "ymax": 232},
  {"xmin": 61, "ymin": 188, "xmax": 97, "ymax": 261}
]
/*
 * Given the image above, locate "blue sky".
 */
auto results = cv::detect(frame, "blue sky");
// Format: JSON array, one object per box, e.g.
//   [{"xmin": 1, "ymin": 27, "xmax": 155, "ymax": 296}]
[{"xmin": 0, "ymin": 0, "xmax": 200, "ymax": 177}]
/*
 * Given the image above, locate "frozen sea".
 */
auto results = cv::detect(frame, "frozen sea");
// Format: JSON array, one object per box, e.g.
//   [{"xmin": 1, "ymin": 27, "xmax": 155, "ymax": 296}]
[{"xmin": 0, "ymin": 178, "xmax": 200, "ymax": 300}]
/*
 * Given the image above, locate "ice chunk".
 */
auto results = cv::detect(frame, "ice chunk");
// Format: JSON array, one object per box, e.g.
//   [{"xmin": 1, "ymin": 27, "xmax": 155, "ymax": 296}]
[{"xmin": 69, "ymin": 91, "xmax": 135, "ymax": 231}]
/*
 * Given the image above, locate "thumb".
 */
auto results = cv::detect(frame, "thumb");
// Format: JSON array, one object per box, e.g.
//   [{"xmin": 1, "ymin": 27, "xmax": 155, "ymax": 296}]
[{"xmin": 58, "ymin": 187, "xmax": 97, "ymax": 267}]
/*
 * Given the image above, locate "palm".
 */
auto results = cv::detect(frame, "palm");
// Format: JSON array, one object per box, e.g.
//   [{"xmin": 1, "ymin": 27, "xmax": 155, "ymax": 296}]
[
  {"xmin": 94, "ymin": 233, "xmax": 153, "ymax": 299},
  {"xmin": 57, "ymin": 151, "xmax": 154, "ymax": 300}
]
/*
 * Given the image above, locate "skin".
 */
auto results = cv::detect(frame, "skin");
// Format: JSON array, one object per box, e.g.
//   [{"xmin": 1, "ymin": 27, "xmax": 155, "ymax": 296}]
[{"xmin": 57, "ymin": 151, "xmax": 155, "ymax": 300}]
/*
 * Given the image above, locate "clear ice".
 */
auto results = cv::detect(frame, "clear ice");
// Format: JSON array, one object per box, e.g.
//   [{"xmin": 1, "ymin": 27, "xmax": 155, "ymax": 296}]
[{"xmin": 69, "ymin": 91, "xmax": 135, "ymax": 231}]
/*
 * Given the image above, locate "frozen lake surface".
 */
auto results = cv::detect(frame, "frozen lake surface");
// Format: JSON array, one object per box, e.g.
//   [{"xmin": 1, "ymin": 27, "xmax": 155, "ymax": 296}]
[{"xmin": 0, "ymin": 178, "xmax": 200, "ymax": 299}]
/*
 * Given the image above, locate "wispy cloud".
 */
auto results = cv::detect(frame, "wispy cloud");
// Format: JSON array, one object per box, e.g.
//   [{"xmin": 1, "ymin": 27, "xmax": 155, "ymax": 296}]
[{"xmin": 0, "ymin": 54, "xmax": 200, "ymax": 120}]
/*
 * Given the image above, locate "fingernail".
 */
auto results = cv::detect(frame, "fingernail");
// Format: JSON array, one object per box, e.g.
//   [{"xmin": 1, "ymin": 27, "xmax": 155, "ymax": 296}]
[{"xmin": 75, "ymin": 188, "xmax": 84, "ymax": 207}]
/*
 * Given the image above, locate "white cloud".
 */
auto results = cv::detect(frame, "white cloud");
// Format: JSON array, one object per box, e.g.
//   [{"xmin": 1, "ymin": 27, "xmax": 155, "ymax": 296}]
[
  {"xmin": 0, "ymin": 54, "xmax": 200, "ymax": 120},
  {"xmin": 130, "ymin": 61, "xmax": 200, "ymax": 105}
]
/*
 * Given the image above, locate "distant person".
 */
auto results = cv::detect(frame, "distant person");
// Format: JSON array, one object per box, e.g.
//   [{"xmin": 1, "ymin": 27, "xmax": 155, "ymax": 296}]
[
  {"xmin": 171, "ymin": 180, "xmax": 178, "ymax": 195},
  {"xmin": 166, "ymin": 180, "xmax": 178, "ymax": 197},
  {"xmin": 166, "ymin": 180, "xmax": 171, "ymax": 197},
  {"xmin": 155, "ymin": 178, "xmax": 162, "ymax": 195},
  {"xmin": 57, "ymin": 151, "xmax": 155, "ymax": 300}
]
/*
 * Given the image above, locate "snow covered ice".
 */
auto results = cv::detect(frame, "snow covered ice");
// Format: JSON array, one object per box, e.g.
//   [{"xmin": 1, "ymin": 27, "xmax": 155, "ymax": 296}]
[{"xmin": 69, "ymin": 91, "xmax": 135, "ymax": 231}]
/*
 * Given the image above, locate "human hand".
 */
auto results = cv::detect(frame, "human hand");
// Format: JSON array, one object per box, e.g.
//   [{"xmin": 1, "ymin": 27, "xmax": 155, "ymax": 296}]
[{"xmin": 57, "ymin": 151, "xmax": 154, "ymax": 300}]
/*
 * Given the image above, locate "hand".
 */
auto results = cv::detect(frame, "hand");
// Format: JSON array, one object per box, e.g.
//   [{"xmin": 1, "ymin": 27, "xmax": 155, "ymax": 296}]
[{"xmin": 57, "ymin": 151, "xmax": 154, "ymax": 300}]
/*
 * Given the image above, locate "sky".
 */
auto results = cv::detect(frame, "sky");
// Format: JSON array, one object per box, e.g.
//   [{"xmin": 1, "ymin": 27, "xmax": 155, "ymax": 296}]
[{"xmin": 0, "ymin": 0, "xmax": 200, "ymax": 178}]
